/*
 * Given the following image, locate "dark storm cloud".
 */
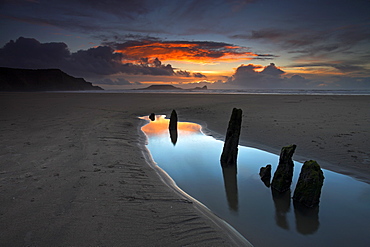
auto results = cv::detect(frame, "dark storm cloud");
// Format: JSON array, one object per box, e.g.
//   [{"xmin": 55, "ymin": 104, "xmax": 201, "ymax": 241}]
[
  {"xmin": 97, "ymin": 34, "xmax": 161, "ymax": 44},
  {"xmin": 0, "ymin": 37, "xmax": 209, "ymax": 79},
  {"xmin": 175, "ymin": 70, "xmax": 191, "ymax": 77},
  {"xmin": 0, "ymin": 0, "xmax": 158, "ymax": 35},
  {"xmin": 0, "ymin": 37, "xmax": 173, "ymax": 77},
  {"xmin": 173, "ymin": 70, "xmax": 206, "ymax": 78},
  {"xmin": 0, "ymin": 37, "xmax": 69, "ymax": 68},
  {"xmin": 73, "ymin": 0, "xmax": 150, "ymax": 18},
  {"xmin": 290, "ymin": 62, "xmax": 370, "ymax": 75},
  {"xmin": 333, "ymin": 65, "xmax": 365, "ymax": 73},
  {"xmin": 254, "ymin": 54, "xmax": 278, "ymax": 60},
  {"xmin": 232, "ymin": 23, "xmax": 370, "ymax": 57},
  {"xmin": 232, "ymin": 28, "xmax": 326, "ymax": 51},
  {"xmin": 226, "ymin": 63, "xmax": 317, "ymax": 88},
  {"xmin": 193, "ymin": 72, "xmax": 207, "ymax": 78},
  {"xmin": 227, "ymin": 62, "xmax": 370, "ymax": 89},
  {"xmin": 0, "ymin": 0, "xmax": 258, "ymax": 38}
]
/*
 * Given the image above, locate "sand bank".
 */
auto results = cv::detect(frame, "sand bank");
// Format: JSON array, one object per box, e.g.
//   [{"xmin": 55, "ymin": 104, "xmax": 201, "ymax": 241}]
[{"xmin": 1, "ymin": 92, "xmax": 369, "ymax": 246}]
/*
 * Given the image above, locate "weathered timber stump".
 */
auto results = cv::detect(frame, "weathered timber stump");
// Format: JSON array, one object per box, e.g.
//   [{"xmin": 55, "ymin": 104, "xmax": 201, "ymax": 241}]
[
  {"xmin": 149, "ymin": 113, "xmax": 155, "ymax": 121},
  {"xmin": 169, "ymin": 110, "xmax": 178, "ymax": 130},
  {"xmin": 220, "ymin": 108, "xmax": 242, "ymax": 167},
  {"xmin": 293, "ymin": 160, "xmax": 324, "ymax": 207},
  {"xmin": 271, "ymin": 144, "xmax": 297, "ymax": 192},
  {"xmin": 169, "ymin": 110, "xmax": 178, "ymax": 145},
  {"xmin": 259, "ymin": 164, "xmax": 272, "ymax": 187}
]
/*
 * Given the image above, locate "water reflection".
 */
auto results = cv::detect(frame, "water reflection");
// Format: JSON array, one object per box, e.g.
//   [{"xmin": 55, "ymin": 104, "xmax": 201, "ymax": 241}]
[
  {"xmin": 271, "ymin": 188, "xmax": 321, "ymax": 234},
  {"xmin": 222, "ymin": 166, "xmax": 239, "ymax": 212},
  {"xmin": 259, "ymin": 164, "xmax": 272, "ymax": 187},
  {"xmin": 169, "ymin": 129, "xmax": 178, "ymax": 145},
  {"xmin": 271, "ymin": 189, "xmax": 291, "ymax": 230},
  {"xmin": 141, "ymin": 115, "xmax": 370, "ymax": 247},
  {"xmin": 293, "ymin": 201, "xmax": 320, "ymax": 235},
  {"xmin": 140, "ymin": 115, "xmax": 201, "ymax": 136}
]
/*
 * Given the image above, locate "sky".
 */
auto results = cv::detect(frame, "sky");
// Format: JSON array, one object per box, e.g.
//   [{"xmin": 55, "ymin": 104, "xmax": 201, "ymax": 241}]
[{"xmin": 0, "ymin": 0, "xmax": 369, "ymax": 89}]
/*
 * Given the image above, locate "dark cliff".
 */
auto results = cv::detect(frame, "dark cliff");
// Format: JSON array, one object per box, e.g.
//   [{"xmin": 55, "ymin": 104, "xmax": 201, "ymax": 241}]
[{"xmin": 0, "ymin": 67, "xmax": 103, "ymax": 91}]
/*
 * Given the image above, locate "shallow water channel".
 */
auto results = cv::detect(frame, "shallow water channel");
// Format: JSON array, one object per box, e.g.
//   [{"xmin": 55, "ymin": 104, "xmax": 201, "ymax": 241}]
[{"xmin": 140, "ymin": 115, "xmax": 370, "ymax": 247}]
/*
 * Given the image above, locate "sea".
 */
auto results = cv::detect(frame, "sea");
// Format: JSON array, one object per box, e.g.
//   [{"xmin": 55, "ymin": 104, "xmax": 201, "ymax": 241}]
[{"xmin": 56, "ymin": 88, "xmax": 370, "ymax": 95}]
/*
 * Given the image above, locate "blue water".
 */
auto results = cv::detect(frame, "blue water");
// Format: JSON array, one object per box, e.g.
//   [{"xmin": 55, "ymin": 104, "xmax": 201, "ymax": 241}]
[{"xmin": 141, "ymin": 116, "xmax": 370, "ymax": 247}]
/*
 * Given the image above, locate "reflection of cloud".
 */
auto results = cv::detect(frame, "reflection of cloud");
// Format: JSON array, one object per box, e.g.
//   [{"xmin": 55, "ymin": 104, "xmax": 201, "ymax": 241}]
[{"xmin": 140, "ymin": 115, "xmax": 201, "ymax": 136}]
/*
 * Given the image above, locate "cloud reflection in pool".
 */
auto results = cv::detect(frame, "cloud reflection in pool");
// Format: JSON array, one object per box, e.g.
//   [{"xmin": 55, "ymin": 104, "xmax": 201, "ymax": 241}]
[{"xmin": 140, "ymin": 115, "xmax": 370, "ymax": 247}]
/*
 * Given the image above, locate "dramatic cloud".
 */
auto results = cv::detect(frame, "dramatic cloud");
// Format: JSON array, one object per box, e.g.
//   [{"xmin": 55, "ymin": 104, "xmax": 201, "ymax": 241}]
[
  {"xmin": 173, "ymin": 70, "xmax": 207, "ymax": 78},
  {"xmin": 226, "ymin": 63, "xmax": 370, "ymax": 89},
  {"xmin": 111, "ymin": 40, "xmax": 271, "ymax": 64},
  {"xmin": 193, "ymin": 72, "xmax": 207, "ymax": 78},
  {"xmin": 0, "ymin": 37, "xmax": 70, "ymax": 69},
  {"xmin": 1, "ymin": 1, "xmax": 368, "ymax": 89},
  {"xmin": 226, "ymin": 63, "xmax": 316, "ymax": 88},
  {"xmin": 0, "ymin": 0, "xmax": 257, "ymax": 38},
  {"xmin": 232, "ymin": 24, "xmax": 370, "ymax": 58},
  {"xmin": 0, "ymin": 37, "xmax": 207, "ymax": 80},
  {"xmin": 289, "ymin": 62, "xmax": 370, "ymax": 77},
  {"xmin": 231, "ymin": 28, "xmax": 332, "ymax": 56}
]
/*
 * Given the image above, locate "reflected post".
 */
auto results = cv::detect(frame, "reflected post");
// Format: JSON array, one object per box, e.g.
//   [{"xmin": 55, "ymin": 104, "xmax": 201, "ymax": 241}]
[
  {"xmin": 222, "ymin": 166, "xmax": 239, "ymax": 212},
  {"xmin": 271, "ymin": 188, "xmax": 291, "ymax": 230},
  {"xmin": 293, "ymin": 201, "xmax": 320, "ymax": 234}
]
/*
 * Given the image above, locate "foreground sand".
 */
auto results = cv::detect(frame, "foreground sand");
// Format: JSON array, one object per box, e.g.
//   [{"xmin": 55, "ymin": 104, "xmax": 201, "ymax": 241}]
[{"xmin": 1, "ymin": 92, "xmax": 369, "ymax": 246}]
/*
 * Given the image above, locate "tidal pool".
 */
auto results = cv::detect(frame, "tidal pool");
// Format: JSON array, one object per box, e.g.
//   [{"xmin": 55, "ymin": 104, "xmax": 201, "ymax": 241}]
[{"xmin": 140, "ymin": 115, "xmax": 370, "ymax": 247}]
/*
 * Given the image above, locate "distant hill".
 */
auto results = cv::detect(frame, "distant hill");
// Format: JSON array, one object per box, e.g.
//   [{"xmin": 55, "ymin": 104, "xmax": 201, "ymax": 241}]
[
  {"xmin": 140, "ymin": 84, "xmax": 207, "ymax": 91},
  {"xmin": 140, "ymin": 84, "xmax": 183, "ymax": 90},
  {"xmin": 192, "ymin": 85, "xmax": 207, "ymax": 90},
  {"xmin": 0, "ymin": 67, "xmax": 103, "ymax": 91}
]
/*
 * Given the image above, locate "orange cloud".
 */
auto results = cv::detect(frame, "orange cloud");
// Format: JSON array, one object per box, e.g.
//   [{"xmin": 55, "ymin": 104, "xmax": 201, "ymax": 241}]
[{"xmin": 114, "ymin": 40, "xmax": 260, "ymax": 64}]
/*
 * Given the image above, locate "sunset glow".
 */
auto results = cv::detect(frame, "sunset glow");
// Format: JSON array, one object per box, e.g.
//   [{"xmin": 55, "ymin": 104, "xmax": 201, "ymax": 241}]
[
  {"xmin": 115, "ymin": 41, "xmax": 258, "ymax": 64},
  {"xmin": 284, "ymin": 66, "xmax": 349, "ymax": 76},
  {"xmin": 0, "ymin": 0, "xmax": 368, "ymax": 89}
]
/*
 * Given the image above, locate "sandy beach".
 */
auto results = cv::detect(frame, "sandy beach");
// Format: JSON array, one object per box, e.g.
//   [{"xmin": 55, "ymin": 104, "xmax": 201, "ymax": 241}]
[{"xmin": 1, "ymin": 92, "xmax": 369, "ymax": 246}]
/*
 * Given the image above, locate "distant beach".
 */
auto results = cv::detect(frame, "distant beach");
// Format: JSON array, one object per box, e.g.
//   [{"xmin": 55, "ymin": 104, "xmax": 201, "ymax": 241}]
[{"xmin": 1, "ymin": 92, "xmax": 369, "ymax": 246}]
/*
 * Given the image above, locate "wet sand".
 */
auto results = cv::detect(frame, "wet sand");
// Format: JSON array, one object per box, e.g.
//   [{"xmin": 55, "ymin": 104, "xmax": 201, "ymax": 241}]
[{"xmin": 1, "ymin": 92, "xmax": 369, "ymax": 246}]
